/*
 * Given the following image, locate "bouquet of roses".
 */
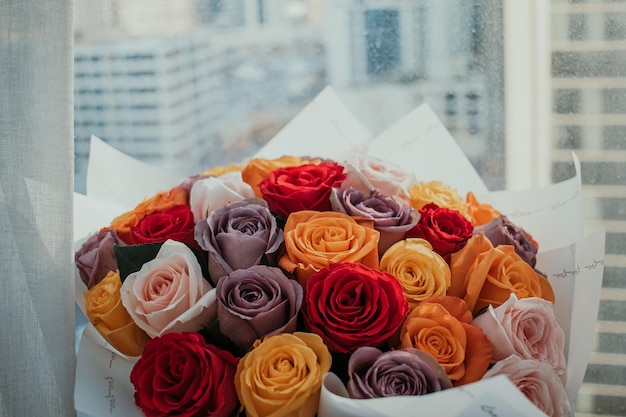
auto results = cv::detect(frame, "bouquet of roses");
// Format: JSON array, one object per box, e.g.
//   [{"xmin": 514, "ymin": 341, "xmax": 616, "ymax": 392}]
[{"xmin": 74, "ymin": 88, "xmax": 605, "ymax": 417}]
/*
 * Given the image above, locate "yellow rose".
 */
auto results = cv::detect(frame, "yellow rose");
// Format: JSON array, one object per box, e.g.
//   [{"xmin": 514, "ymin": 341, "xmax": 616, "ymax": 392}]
[
  {"xmin": 84, "ymin": 270, "xmax": 149, "ymax": 356},
  {"xmin": 278, "ymin": 210, "xmax": 380, "ymax": 286},
  {"xmin": 408, "ymin": 181, "xmax": 470, "ymax": 219},
  {"xmin": 380, "ymin": 238, "xmax": 451, "ymax": 309},
  {"xmin": 197, "ymin": 163, "xmax": 243, "ymax": 177},
  {"xmin": 235, "ymin": 332, "xmax": 332, "ymax": 417},
  {"xmin": 242, "ymin": 156, "xmax": 319, "ymax": 197}
]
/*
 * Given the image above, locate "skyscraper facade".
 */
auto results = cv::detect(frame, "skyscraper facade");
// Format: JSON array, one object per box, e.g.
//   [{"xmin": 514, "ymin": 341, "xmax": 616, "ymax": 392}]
[
  {"xmin": 73, "ymin": 0, "xmax": 325, "ymax": 192},
  {"xmin": 550, "ymin": 1, "xmax": 626, "ymax": 414}
]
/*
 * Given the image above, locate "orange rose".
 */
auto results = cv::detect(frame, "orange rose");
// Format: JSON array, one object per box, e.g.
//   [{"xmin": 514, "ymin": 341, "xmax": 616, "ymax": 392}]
[
  {"xmin": 84, "ymin": 270, "xmax": 150, "ymax": 356},
  {"xmin": 278, "ymin": 210, "xmax": 380, "ymax": 286},
  {"xmin": 465, "ymin": 191, "xmax": 501, "ymax": 226},
  {"xmin": 107, "ymin": 186, "xmax": 188, "ymax": 244},
  {"xmin": 398, "ymin": 296, "xmax": 492, "ymax": 386},
  {"xmin": 242, "ymin": 156, "xmax": 319, "ymax": 198},
  {"xmin": 408, "ymin": 181, "xmax": 470, "ymax": 219},
  {"xmin": 380, "ymin": 238, "xmax": 451, "ymax": 309},
  {"xmin": 449, "ymin": 233, "xmax": 555, "ymax": 315}
]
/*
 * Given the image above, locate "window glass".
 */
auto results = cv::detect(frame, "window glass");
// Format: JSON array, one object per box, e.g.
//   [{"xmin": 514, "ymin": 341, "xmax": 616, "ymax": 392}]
[
  {"xmin": 73, "ymin": 0, "xmax": 505, "ymax": 192},
  {"xmin": 73, "ymin": 0, "xmax": 626, "ymax": 413},
  {"xmin": 551, "ymin": 1, "xmax": 626, "ymax": 414}
]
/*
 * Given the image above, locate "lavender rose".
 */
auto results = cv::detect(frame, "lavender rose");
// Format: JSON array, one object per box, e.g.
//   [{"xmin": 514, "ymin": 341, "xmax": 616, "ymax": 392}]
[
  {"xmin": 472, "ymin": 294, "xmax": 566, "ymax": 380},
  {"xmin": 330, "ymin": 187, "xmax": 419, "ymax": 255},
  {"xmin": 482, "ymin": 355, "xmax": 570, "ymax": 417},
  {"xmin": 474, "ymin": 215, "xmax": 538, "ymax": 267},
  {"xmin": 195, "ymin": 198, "xmax": 283, "ymax": 284},
  {"xmin": 216, "ymin": 265, "xmax": 303, "ymax": 352},
  {"xmin": 347, "ymin": 347, "xmax": 452, "ymax": 399},
  {"xmin": 75, "ymin": 229, "xmax": 126, "ymax": 289}
]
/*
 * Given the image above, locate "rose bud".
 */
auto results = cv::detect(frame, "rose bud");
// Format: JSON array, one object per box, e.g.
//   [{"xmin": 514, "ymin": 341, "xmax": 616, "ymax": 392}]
[
  {"xmin": 194, "ymin": 198, "xmax": 283, "ymax": 284},
  {"xmin": 347, "ymin": 347, "xmax": 452, "ymax": 399},
  {"xmin": 330, "ymin": 187, "xmax": 419, "ymax": 254},
  {"xmin": 216, "ymin": 265, "xmax": 303, "ymax": 352},
  {"xmin": 473, "ymin": 215, "xmax": 538, "ymax": 267}
]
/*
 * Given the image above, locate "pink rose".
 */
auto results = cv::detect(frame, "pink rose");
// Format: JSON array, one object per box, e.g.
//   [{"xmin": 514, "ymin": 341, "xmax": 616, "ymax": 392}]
[
  {"xmin": 483, "ymin": 355, "xmax": 570, "ymax": 417},
  {"xmin": 120, "ymin": 240, "xmax": 216, "ymax": 338},
  {"xmin": 471, "ymin": 294, "xmax": 566, "ymax": 380}
]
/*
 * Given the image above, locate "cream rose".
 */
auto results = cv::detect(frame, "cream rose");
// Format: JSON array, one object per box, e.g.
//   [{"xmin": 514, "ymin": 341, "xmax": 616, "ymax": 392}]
[
  {"xmin": 190, "ymin": 171, "xmax": 255, "ymax": 223},
  {"xmin": 120, "ymin": 239, "xmax": 216, "ymax": 338},
  {"xmin": 341, "ymin": 154, "xmax": 415, "ymax": 199},
  {"xmin": 472, "ymin": 294, "xmax": 566, "ymax": 380}
]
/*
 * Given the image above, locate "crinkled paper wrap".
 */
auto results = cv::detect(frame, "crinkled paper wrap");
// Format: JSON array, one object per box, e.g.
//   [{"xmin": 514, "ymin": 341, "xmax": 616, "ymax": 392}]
[{"xmin": 74, "ymin": 87, "xmax": 604, "ymax": 417}]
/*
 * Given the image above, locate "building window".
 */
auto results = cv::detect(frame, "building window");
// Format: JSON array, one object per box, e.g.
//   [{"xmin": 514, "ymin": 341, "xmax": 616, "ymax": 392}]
[{"xmin": 364, "ymin": 9, "xmax": 401, "ymax": 77}]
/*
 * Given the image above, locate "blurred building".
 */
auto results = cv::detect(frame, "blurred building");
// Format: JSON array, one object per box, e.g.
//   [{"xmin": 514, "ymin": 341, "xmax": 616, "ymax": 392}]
[
  {"xmin": 73, "ymin": 32, "xmax": 224, "ymax": 189},
  {"xmin": 323, "ymin": 0, "xmax": 505, "ymax": 188},
  {"xmin": 550, "ymin": 2, "xmax": 626, "ymax": 414},
  {"xmin": 73, "ymin": 0, "xmax": 325, "ymax": 192}
]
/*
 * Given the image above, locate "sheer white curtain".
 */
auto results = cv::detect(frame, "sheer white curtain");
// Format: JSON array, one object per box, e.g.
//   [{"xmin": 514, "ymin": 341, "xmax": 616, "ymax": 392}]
[{"xmin": 0, "ymin": 1, "xmax": 75, "ymax": 416}]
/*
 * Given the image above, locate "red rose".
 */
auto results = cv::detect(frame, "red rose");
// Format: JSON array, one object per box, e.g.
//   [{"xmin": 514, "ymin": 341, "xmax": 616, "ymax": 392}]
[
  {"xmin": 301, "ymin": 262, "xmax": 409, "ymax": 354},
  {"xmin": 405, "ymin": 203, "xmax": 473, "ymax": 261},
  {"xmin": 258, "ymin": 162, "xmax": 346, "ymax": 217},
  {"xmin": 130, "ymin": 332, "xmax": 239, "ymax": 417},
  {"xmin": 130, "ymin": 204, "xmax": 199, "ymax": 250}
]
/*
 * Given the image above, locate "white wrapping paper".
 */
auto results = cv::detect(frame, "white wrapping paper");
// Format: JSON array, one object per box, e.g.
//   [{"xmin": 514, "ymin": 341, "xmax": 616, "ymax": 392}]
[{"xmin": 74, "ymin": 88, "xmax": 605, "ymax": 417}]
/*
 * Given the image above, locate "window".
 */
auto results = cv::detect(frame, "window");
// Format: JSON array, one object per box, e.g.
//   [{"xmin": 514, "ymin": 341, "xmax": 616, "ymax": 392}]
[
  {"xmin": 71, "ymin": 2, "xmax": 626, "ymax": 413},
  {"xmin": 364, "ymin": 9, "xmax": 401, "ymax": 77}
]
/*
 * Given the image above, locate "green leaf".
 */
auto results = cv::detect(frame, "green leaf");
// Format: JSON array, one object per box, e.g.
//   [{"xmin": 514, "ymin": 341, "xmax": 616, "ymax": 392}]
[
  {"xmin": 199, "ymin": 319, "xmax": 241, "ymax": 356},
  {"xmin": 473, "ymin": 305, "xmax": 490, "ymax": 318},
  {"xmin": 113, "ymin": 242, "xmax": 164, "ymax": 283}
]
